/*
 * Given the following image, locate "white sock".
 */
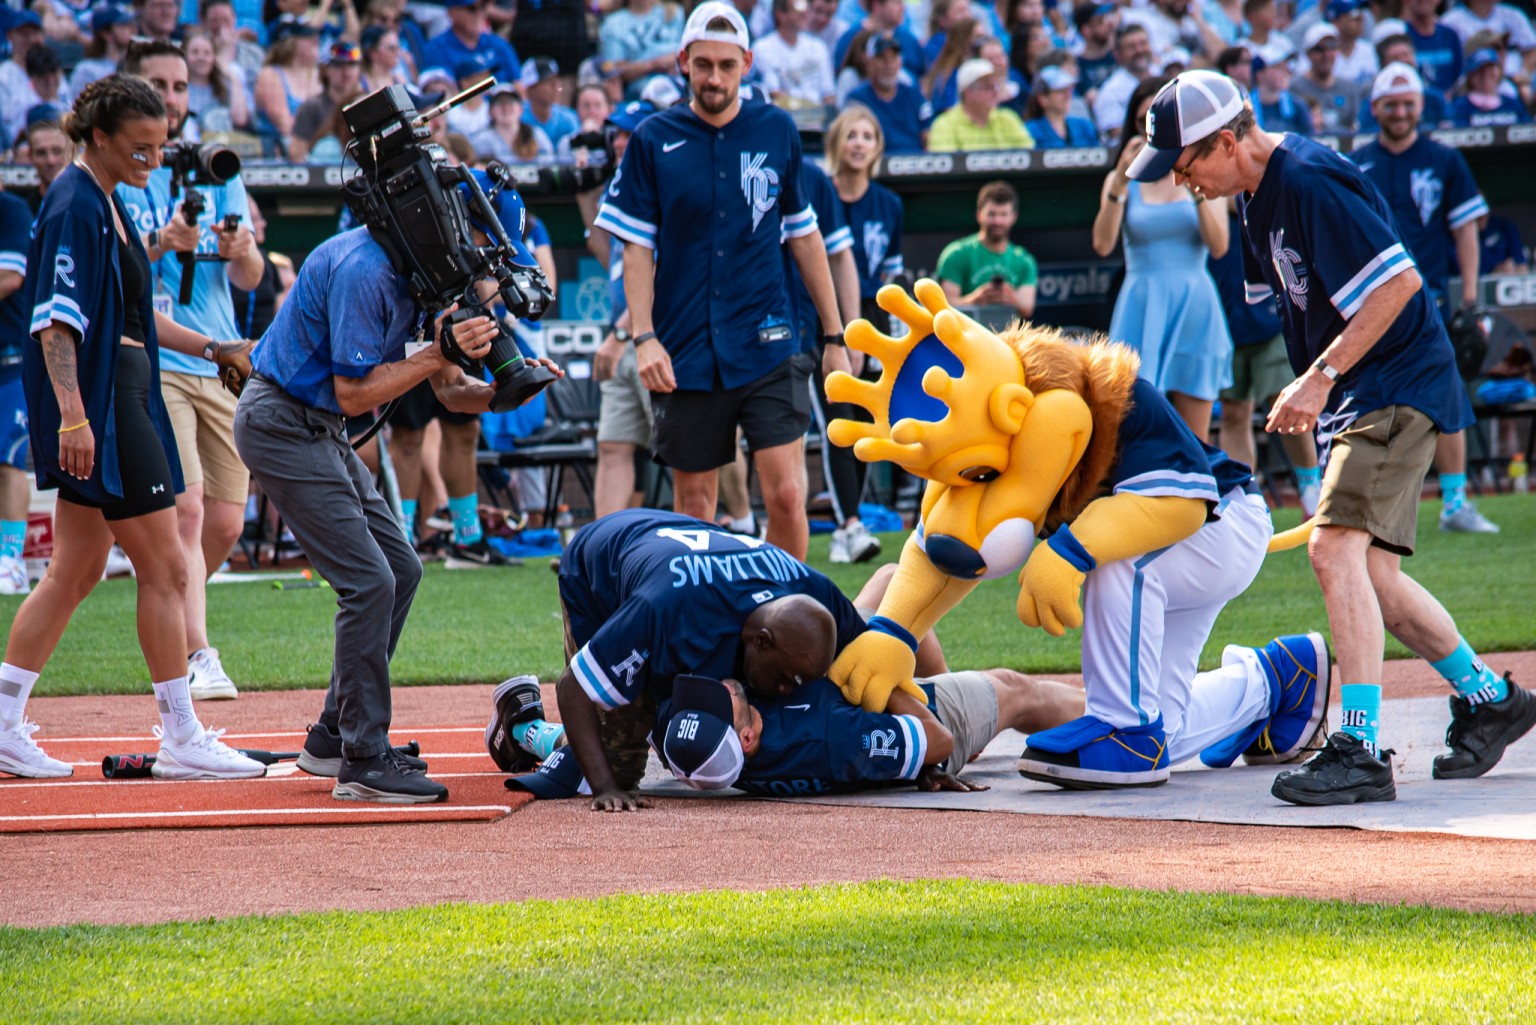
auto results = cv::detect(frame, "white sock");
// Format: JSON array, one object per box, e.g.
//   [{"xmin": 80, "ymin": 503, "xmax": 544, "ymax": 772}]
[
  {"xmin": 0, "ymin": 663, "xmax": 40, "ymax": 731},
  {"xmin": 727, "ymin": 514, "xmax": 756, "ymax": 534},
  {"xmin": 152, "ymin": 677, "xmax": 200, "ymax": 743}
]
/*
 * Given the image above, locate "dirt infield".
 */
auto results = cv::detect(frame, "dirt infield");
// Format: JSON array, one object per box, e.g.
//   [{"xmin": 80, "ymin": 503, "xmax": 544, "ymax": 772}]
[{"xmin": 8, "ymin": 651, "xmax": 1536, "ymax": 929}]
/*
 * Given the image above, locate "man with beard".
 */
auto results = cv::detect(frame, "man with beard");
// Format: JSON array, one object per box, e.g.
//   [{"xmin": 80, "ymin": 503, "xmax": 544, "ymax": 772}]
[
  {"xmin": 595, "ymin": 1, "xmax": 849, "ymax": 562},
  {"xmin": 935, "ymin": 181, "xmax": 1037, "ymax": 321},
  {"xmin": 117, "ymin": 40, "xmax": 264, "ymax": 701},
  {"xmin": 1131, "ymin": 69, "xmax": 1534, "ymax": 806},
  {"xmin": 1092, "ymin": 22, "xmax": 1156, "ymax": 141},
  {"xmin": 1350, "ymin": 63, "xmax": 1499, "ymax": 536}
]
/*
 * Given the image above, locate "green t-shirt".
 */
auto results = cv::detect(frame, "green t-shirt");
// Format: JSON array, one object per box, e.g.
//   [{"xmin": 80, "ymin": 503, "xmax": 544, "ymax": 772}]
[
  {"xmin": 926, "ymin": 106, "xmax": 1034, "ymax": 153},
  {"xmin": 934, "ymin": 235, "xmax": 1039, "ymax": 295}
]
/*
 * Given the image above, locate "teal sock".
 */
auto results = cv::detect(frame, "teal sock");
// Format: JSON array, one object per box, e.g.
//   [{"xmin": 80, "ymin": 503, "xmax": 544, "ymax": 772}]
[
  {"xmin": 1339, "ymin": 683, "xmax": 1383, "ymax": 758},
  {"xmin": 1430, "ymin": 639, "xmax": 1508, "ymax": 705},
  {"xmin": 517, "ymin": 720, "xmax": 566, "ymax": 760},
  {"xmin": 448, "ymin": 494, "xmax": 482, "ymax": 545},
  {"xmin": 0, "ymin": 520, "xmax": 24, "ymax": 561},
  {"xmin": 1440, "ymin": 472, "xmax": 1467, "ymax": 514},
  {"xmin": 1294, "ymin": 466, "xmax": 1320, "ymax": 490},
  {"xmin": 399, "ymin": 499, "xmax": 417, "ymax": 544}
]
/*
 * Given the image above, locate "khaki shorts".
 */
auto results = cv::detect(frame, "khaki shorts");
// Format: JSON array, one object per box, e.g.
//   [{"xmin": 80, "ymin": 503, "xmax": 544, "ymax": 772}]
[
  {"xmin": 1220, "ymin": 334, "xmax": 1295, "ymax": 405},
  {"xmin": 1316, "ymin": 404, "xmax": 1438, "ymax": 556},
  {"xmin": 596, "ymin": 345, "xmax": 653, "ymax": 448},
  {"xmin": 925, "ymin": 670, "xmax": 1000, "ymax": 773},
  {"xmin": 162, "ymin": 370, "xmax": 249, "ymax": 504}
]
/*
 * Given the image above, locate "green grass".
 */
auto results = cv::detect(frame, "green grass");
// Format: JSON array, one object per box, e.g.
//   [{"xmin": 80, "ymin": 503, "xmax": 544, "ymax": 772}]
[
  {"xmin": 7, "ymin": 495, "xmax": 1534, "ymax": 696},
  {"xmin": 3, "ymin": 880, "xmax": 1533, "ymax": 1024}
]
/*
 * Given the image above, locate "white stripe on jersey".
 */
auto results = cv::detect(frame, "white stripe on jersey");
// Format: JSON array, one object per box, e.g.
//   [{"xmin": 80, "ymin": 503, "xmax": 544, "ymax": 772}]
[
  {"xmin": 1330, "ymin": 243, "xmax": 1415, "ymax": 319},
  {"xmin": 572, "ymin": 644, "xmax": 629, "ymax": 710},
  {"xmin": 0, "ymin": 252, "xmax": 25, "ymax": 274},
  {"xmin": 1245, "ymin": 282, "xmax": 1275, "ymax": 305},
  {"xmin": 593, "ymin": 205, "xmax": 658, "ymax": 249},
  {"xmin": 880, "ymin": 254, "xmax": 905, "ymax": 276},
  {"xmin": 1448, "ymin": 194, "xmax": 1490, "ymax": 230},
  {"xmin": 823, "ymin": 224, "xmax": 853, "ymax": 254},
  {"xmin": 783, "ymin": 204, "xmax": 819, "ymax": 239},
  {"xmin": 895, "ymin": 714, "xmax": 927, "ymax": 779},
  {"xmin": 31, "ymin": 295, "xmax": 88, "ymax": 337},
  {"xmin": 1115, "ymin": 469, "xmax": 1220, "ymax": 502}
]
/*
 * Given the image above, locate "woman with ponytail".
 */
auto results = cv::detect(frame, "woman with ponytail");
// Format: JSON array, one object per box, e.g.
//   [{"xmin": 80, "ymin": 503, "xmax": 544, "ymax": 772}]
[{"xmin": 0, "ymin": 76, "xmax": 266, "ymax": 783}]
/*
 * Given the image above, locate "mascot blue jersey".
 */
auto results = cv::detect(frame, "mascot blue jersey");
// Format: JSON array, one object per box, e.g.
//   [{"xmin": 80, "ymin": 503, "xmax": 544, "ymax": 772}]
[
  {"xmin": 559, "ymin": 509, "xmax": 866, "ymax": 710},
  {"xmin": 1110, "ymin": 379, "xmax": 1251, "ymax": 510}
]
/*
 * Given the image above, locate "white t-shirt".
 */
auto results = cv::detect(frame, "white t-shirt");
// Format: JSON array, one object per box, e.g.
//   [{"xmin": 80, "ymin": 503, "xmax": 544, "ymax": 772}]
[
  {"xmin": 752, "ymin": 31, "xmax": 835, "ymax": 104},
  {"xmin": 1442, "ymin": 4, "xmax": 1536, "ymax": 77}
]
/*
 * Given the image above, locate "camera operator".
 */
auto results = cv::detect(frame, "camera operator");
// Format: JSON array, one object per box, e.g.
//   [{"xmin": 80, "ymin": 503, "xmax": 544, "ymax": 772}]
[
  {"xmin": 117, "ymin": 40, "xmax": 262, "ymax": 704},
  {"xmin": 233, "ymin": 167, "xmax": 561, "ymax": 804}
]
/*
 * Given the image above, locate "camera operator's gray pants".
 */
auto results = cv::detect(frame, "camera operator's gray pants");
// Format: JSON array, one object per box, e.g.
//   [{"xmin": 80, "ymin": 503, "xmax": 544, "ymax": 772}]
[{"xmin": 234, "ymin": 376, "xmax": 422, "ymax": 762}]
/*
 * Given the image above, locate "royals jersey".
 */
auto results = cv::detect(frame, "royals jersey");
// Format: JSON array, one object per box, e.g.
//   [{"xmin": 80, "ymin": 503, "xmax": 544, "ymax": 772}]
[
  {"xmin": 785, "ymin": 160, "xmax": 852, "ymax": 353},
  {"xmin": 1349, "ymin": 135, "xmax": 1487, "ymax": 300},
  {"xmin": 560, "ymin": 509, "xmax": 866, "ymax": 710},
  {"xmin": 1238, "ymin": 135, "xmax": 1472, "ymax": 443},
  {"xmin": 593, "ymin": 101, "xmax": 818, "ymax": 391},
  {"xmin": 842, "ymin": 180, "xmax": 905, "ymax": 300},
  {"xmin": 654, "ymin": 677, "xmax": 930, "ymax": 796},
  {"xmin": 1104, "ymin": 379, "xmax": 1250, "ymax": 511},
  {"xmin": 0, "ymin": 192, "xmax": 29, "ymax": 361}
]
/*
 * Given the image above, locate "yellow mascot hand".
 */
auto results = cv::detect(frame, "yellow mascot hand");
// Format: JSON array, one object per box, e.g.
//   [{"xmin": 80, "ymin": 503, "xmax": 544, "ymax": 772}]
[
  {"xmin": 828, "ymin": 619, "xmax": 927, "ymax": 712},
  {"xmin": 1017, "ymin": 527, "xmax": 1092, "ymax": 637}
]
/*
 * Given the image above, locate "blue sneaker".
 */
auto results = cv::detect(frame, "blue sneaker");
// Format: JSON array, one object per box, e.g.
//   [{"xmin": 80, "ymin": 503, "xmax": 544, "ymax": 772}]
[
  {"xmin": 1018, "ymin": 715, "xmax": 1170, "ymax": 789},
  {"xmin": 1201, "ymin": 633, "xmax": 1331, "ymax": 768}
]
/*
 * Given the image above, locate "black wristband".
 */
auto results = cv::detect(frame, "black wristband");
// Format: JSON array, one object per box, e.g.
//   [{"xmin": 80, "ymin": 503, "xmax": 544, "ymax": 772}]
[
  {"xmin": 632, "ymin": 331, "xmax": 657, "ymax": 346},
  {"xmin": 821, "ymin": 333, "xmax": 846, "ymax": 348}
]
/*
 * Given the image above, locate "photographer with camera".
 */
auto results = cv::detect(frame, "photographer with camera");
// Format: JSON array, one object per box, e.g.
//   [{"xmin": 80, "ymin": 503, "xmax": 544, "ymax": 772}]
[
  {"xmin": 118, "ymin": 40, "xmax": 263, "ymax": 703},
  {"xmin": 234, "ymin": 83, "xmax": 560, "ymax": 804}
]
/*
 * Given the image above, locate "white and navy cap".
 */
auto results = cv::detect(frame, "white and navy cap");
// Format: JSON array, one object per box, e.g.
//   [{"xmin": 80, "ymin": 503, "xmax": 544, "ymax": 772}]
[
  {"xmin": 504, "ymin": 747, "xmax": 591, "ymax": 800},
  {"xmin": 1126, "ymin": 70, "xmax": 1245, "ymax": 183},
  {"xmin": 1371, "ymin": 61, "xmax": 1424, "ymax": 102},
  {"xmin": 681, "ymin": 1, "xmax": 751, "ymax": 51},
  {"xmin": 657, "ymin": 675, "xmax": 744, "ymax": 791}
]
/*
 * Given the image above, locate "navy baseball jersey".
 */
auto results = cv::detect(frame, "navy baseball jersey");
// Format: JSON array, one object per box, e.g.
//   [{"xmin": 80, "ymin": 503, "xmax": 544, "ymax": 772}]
[
  {"xmin": 0, "ymin": 192, "xmax": 29, "ymax": 361},
  {"xmin": 842, "ymin": 180, "xmax": 905, "ymax": 300},
  {"xmin": 1106, "ymin": 378, "xmax": 1243, "ymax": 509},
  {"xmin": 560, "ymin": 509, "xmax": 867, "ymax": 710},
  {"xmin": 1449, "ymin": 93, "xmax": 1530, "ymax": 128},
  {"xmin": 1349, "ymin": 136, "xmax": 1488, "ymax": 299},
  {"xmin": 785, "ymin": 159, "xmax": 852, "ymax": 353},
  {"xmin": 593, "ymin": 101, "xmax": 818, "ymax": 391},
  {"xmin": 1209, "ymin": 209, "xmax": 1282, "ymax": 348},
  {"xmin": 654, "ymin": 677, "xmax": 929, "ymax": 796},
  {"xmin": 1406, "ymin": 23, "xmax": 1463, "ymax": 93},
  {"xmin": 1238, "ymin": 135, "xmax": 1472, "ymax": 442}
]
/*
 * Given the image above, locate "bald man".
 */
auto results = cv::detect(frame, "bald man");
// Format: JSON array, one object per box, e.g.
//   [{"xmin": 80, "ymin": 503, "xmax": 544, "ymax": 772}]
[{"xmin": 551, "ymin": 509, "xmax": 871, "ymax": 811}]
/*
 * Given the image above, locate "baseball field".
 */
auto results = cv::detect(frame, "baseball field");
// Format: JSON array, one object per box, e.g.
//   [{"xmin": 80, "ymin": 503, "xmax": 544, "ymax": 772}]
[{"xmin": 3, "ymin": 494, "xmax": 1534, "ymax": 1023}]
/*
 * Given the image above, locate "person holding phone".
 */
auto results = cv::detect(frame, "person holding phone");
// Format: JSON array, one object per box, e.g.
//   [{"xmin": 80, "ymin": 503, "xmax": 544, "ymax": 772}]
[
  {"xmin": 935, "ymin": 180, "xmax": 1038, "ymax": 320},
  {"xmin": 117, "ymin": 40, "xmax": 263, "ymax": 703}
]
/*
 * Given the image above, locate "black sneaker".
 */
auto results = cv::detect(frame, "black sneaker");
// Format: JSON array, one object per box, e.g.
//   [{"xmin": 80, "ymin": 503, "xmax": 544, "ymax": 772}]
[
  {"xmin": 1432, "ymin": 675, "xmax": 1536, "ymax": 780},
  {"xmin": 484, "ymin": 676, "xmax": 546, "ymax": 773},
  {"xmin": 296, "ymin": 722, "xmax": 427, "ymax": 777},
  {"xmin": 1271, "ymin": 731, "xmax": 1397, "ymax": 806},
  {"xmin": 445, "ymin": 537, "xmax": 522, "ymax": 569},
  {"xmin": 332, "ymin": 749, "xmax": 448, "ymax": 804}
]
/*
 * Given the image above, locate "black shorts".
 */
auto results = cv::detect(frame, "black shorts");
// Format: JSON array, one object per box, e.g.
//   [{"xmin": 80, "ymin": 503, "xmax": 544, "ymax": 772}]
[
  {"xmin": 56, "ymin": 345, "xmax": 177, "ymax": 521},
  {"xmin": 651, "ymin": 354, "xmax": 814, "ymax": 472},
  {"xmin": 385, "ymin": 379, "xmax": 477, "ymax": 431}
]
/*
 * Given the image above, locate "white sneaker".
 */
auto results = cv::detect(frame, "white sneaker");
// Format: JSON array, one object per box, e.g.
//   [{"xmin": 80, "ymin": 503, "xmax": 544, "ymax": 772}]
[
  {"xmin": 0, "ymin": 719, "xmax": 73, "ymax": 777},
  {"xmin": 1439, "ymin": 503, "xmax": 1500, "ymax": 534},
  {"xmin": 0, "ymin": 554, "xmax": 29, "ymax": 595},
  {"xmin": 829, "ymin": 527, "xmax": 852, "ymax": 563},
  {"xmin": 152, "ymin": 724, "xmax": 265, "ymax": 779},
  {"xmin": 843, "ymin": 521, "xmax": 882, "ymax": 563},
  {"xmin": 187, "ymin": 647, "xmax": 239, "ymax": 701},
  {"xmin": 1299, "ymin": 482, "xmax": 1321, "ymax": 518},
  {"xmin": 102, "ymin": 545, "xmax": 135, "ymax": 579}
]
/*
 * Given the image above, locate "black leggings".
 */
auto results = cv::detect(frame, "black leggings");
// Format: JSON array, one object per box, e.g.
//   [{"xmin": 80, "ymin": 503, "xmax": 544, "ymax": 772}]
[{"xmin": 57, "ymin": 345, "xmax": 177, "ymax": 521}]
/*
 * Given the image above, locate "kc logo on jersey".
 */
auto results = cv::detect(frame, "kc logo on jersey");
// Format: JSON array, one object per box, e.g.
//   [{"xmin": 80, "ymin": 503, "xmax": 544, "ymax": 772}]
[
  {"xmin": 1410, "ymin": 168, "xmax": 1442, "ymax": 227},
  {"xmin": 741, "ymin": 152, "xmax": 780, "ymax": 232},
  {"xmin": 1269, "ymin": 228, "xmax": 1308, "ymax": 312},
  {"xmin": 863, "ymin": 222, "xmax": 890, "ymax": 280}
]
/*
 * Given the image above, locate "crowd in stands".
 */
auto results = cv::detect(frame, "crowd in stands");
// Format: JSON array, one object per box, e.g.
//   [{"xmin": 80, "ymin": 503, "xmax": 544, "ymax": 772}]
[{"xmin": 6, "ymin": 0, "xmax": 1536, "ymax": 166}]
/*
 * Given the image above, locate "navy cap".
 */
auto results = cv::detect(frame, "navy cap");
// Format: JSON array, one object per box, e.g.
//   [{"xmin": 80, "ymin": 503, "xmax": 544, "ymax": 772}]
[
  {"xmin": 520, "ymin": 56, "xmax": 560, "ymax": 88},
  {"xmin": 865, "ymin": 31, "xmax": 902, "ymax": 58},
  {"xmin": 458, "ymin": 169, "xmax": 539, "ymax": 269},
  {"xmin": 1073, "ymin": 2, "xmax": 1117, "ymax": 30},
  {"xmin": 1466, "ymin": 48, "xmax": 1502, "ymax": 75},
  {"xmin": 455, "ymin": 52, "xmax": 494, "ymax": 80},
  {"xmin": 6, "ymin": 9, "xmax": 43, "ymax": 32},
  {"xmin": 606, "ymin": 99, "xmax": 657, "ymax": 134},
  {"xmin": 504, "ymin": 747, "xmax": 590, "ymax": 799},
  {"xmin": 1325, "ymin": 0, "xmax": 1364, "ymax": 18},
  {"xmin": 1127, "ymin": 70, "xmax": 1245, "ymax": 182},
  {"xmin": 657, "ymin": 676, "xmax": 744, "ymax": 791},
  {"xmin": 91, "ymin": 5, "xmax": 134, "ymax": 33}
]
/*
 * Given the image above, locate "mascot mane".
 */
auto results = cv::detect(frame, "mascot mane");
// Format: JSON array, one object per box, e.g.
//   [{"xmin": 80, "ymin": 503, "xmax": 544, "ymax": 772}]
[{"xmin": 997, "ymin": 324, "xmax": 1141, "ymax": 531}]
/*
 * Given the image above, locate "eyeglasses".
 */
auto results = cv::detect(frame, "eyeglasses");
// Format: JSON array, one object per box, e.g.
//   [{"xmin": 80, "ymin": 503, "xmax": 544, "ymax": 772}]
[{"xmin": 1172, "ymin": 134, "xmax": 1220, "ymax": 179}]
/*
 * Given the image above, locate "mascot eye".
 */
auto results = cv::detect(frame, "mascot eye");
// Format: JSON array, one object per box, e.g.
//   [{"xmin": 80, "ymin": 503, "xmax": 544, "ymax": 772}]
[{"xmin": 959, "ymin": 466, "xmax": 1001, "ymax": 483}]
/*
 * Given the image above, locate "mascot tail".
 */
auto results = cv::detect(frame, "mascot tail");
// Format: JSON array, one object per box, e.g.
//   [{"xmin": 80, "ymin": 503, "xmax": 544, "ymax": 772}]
[{"xmin": 1267, "ymin": 517, "xmax": 1316, "ymax": 553}]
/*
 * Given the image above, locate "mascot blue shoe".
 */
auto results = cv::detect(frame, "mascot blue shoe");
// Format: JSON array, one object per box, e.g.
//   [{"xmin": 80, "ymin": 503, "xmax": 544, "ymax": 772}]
[{"xmin": 1019, "ymin": 714, "xmax": 1170, "ymax": 789}]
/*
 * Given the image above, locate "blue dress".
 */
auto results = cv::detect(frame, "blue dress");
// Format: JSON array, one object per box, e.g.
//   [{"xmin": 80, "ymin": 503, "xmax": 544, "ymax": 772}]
[{"xmin": 1109, "ymin": 182, "xmax": 1233, "ymax": 402}]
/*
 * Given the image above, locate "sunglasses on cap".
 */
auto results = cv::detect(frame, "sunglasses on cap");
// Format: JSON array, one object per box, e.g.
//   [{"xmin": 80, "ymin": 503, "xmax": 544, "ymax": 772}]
[{"xmin": 328, "ymin": 42, "xmax": 362, "ymax": 62}]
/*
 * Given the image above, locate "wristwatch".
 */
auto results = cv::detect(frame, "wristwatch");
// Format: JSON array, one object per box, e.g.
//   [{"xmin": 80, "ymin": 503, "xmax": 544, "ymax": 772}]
[
  {"xmin": 613, "ymin": 327, "xmax": 631, "ymax": 344},
  {"xmin": 148, "ymin": 228, "xmax": 161, "ymax": 250},
  {"xmin": 1312, "ymin": 356, "xmax": 1340, "ymax": 381}
]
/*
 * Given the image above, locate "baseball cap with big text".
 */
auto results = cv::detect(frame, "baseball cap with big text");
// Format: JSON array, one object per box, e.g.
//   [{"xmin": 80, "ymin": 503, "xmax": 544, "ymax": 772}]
[
  {"xmin": 681, "ymin": 1, "xmax": 751, "ymax": 51},
  {"xmin": 1126, "ymin": 70, "xmax": 1245, "ymax": 183},
  {"xmin": 656, "ymin": 675, "xmax": 745, "ymax": 791}
]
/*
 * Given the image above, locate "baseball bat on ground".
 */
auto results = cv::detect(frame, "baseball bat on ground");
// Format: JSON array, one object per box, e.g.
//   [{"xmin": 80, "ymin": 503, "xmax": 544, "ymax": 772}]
[{"xmin": 101, "ymin": 749, "xmax": 305, "ymax": 778}]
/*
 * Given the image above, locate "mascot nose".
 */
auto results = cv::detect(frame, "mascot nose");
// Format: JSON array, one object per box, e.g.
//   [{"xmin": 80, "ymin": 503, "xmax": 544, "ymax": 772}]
[{"xmin": 924, "ymin": 533, "xmax": 987, "ymax": 579}]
